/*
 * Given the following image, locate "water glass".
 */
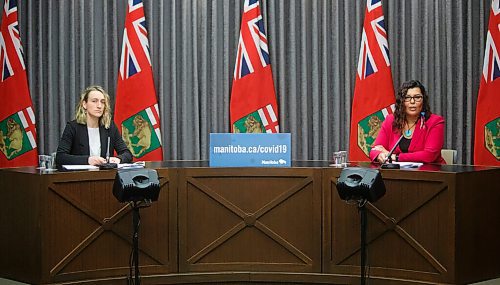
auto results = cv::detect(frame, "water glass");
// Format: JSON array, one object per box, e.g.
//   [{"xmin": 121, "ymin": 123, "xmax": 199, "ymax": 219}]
[
  {"xmin": 38, "ymin": 155, "xmax": 49, "ymax": 169},
  {"xmin": 46, "ymin": 153, "xmax": 55, "ymax": 170},
  {"xmin": 38, "ymin": 154, "xmax": 55, "ymax": 170},
  {"xmin": 332, "ymin": 151, "xmax": 348, "ymax": 167}
]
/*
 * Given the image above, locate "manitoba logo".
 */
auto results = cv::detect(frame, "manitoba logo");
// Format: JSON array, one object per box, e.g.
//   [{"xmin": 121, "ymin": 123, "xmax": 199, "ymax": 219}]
[
  {"xmin": 484, "ymin": 117, "xmax": 500, "ymax": 160},
  {"xmin": 233, "ymin": 104, "xmax": 279, "ymax": 133},
  {"xmin": 121, "ymin": 104, "xmax": 162, "ymax": 158},
  {"xmin": 357, "ymin": 104, "xmax": 395, "ymax": 156},
  {"xmin": 0, "ymin": 108, "xmax": 37, "ymax": 160}
]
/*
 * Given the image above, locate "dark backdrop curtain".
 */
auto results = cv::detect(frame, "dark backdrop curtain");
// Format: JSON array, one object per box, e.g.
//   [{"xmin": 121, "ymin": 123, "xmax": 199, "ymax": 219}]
[{"xmin": 15, "ymin": 0, "xmax": 489, "ymax": 164}]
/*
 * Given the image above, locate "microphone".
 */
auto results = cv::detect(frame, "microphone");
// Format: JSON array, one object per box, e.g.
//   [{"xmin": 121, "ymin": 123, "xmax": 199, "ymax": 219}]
[
  {"xmin": 99, "ymin": 137, "xmax": 118, "ymax": 170},
  {"xmin": 106, "ymin": 137, "xmax": 110, "ymax": 163},
  {"xmin": 380, "ymin": 134, "xmax": 404, "ymax": 169}
]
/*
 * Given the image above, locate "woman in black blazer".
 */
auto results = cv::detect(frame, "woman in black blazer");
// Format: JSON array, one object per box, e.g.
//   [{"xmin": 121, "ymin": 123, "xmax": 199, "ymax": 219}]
[{"xmin": 56, "ymin": 86, "xmax": 132, "ymax": 166}]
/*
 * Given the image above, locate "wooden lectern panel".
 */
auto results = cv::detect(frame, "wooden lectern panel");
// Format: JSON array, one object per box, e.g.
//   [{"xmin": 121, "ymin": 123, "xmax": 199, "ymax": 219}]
[
  {"xmin": 0, "ymin": 170, "xmax": 43, "ymax": 284},
  {"xmin": 0, "ymin": 168, "xmax": 177, "ymax": 284},
  {"xmin": 324, "ymin": 169, "xmax": 455, "ymax": 284},
  {"xmin": 178, "ymin": 167, "xmax": 322, "ymax": 273},
  {"xmin": 323, "ymin": 167, "xmax": 500, "ymax": 285}
]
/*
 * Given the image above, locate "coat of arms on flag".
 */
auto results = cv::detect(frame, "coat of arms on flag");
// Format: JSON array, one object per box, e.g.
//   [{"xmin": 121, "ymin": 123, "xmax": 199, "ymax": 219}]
[
  {"xmin": 0, "ymin": 107, "xmax": 36, "ymax": 160},
  {"xmin": 121, "ymin": 104, "xmax": 161, "ymax": 158},
  {"xmin": 115, "ymin": 0, "xmax": 163, "ymax": 162},
  {"xmin": 483, "ymin": 118, "xmax": 499, "ymax": 160},
  {"xmin": 357, "ymin": 104, "xmax": 395, "ymax": 156},
  {"xmin": 474, "ymin": 0, "xmax": 500, "ymax": 165},
  {"xmin": 230, "ymin": 0, "xmax": 280, "ymax": 134}
]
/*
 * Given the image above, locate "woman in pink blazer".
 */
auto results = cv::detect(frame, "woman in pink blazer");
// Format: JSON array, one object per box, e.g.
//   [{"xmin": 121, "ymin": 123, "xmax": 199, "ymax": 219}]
[{"xmin": 369, "ymin": 80, "xmax": 446, "ymax": 164}]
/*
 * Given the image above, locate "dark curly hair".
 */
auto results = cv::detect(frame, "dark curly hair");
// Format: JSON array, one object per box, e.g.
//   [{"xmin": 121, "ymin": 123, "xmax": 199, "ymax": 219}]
[{"xmin": 393, "ymin": 80, "xmax": 432, "ymax": 132}]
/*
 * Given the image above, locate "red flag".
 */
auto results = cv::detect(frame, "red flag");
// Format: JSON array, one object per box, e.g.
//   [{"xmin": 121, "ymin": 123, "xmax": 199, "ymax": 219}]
[
  {"xmin": 348, "ymin": 0, "xmax": 395, "ymax": 162},
  {"xmin": 0, "ymin": 0, "xmax": 38, "ymax": 168},
  {"xmin": 115, "ymin": 0, "xmax": 163, "ymax": 161},
  {"xmin": 230, "ymin": 0, "xmax": 279, "ymax": 133},
  {"xmin": 474, "ymin": 0, "xmax": 500, "ymax": 166}
]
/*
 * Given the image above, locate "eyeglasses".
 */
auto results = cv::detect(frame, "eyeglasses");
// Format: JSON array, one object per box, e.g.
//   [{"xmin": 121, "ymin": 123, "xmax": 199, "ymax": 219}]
[{"xmin": 404, "ymin": 95, "xmax": 423, "ymax": 102}]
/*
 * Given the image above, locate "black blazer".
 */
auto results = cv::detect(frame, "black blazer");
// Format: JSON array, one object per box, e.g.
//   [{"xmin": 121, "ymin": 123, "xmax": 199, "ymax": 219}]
[{"xmin": 56, "ymin": 120, "xmax": 133, "ymax": 165}]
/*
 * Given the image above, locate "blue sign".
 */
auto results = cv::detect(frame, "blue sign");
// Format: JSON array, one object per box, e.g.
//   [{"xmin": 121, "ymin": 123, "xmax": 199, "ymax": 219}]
[{"xmin": 209, "ymin": 133, "xmax": 291, "ymax": 167}]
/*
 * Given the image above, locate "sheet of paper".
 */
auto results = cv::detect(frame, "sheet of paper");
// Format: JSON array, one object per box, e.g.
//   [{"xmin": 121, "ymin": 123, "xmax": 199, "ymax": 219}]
[
  {"xmin": 62, "ymin": 165, "xmax": 99, "ymax": 170},
  {"xmin": 118, "ymin": 161, "xmax": 145, "ymax": 169},
  {"xmin": 394, "ymin": 162, "xmax": 423, "ymax": 168}
]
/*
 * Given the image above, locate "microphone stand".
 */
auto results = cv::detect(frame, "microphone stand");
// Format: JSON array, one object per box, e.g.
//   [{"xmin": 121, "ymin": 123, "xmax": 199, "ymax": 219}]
[
  {"xmin": 100, "ymin": 137, "xmax": 118, "ymax": 169},
  {"xmin": 381, "ymin": 134, "xmax": 403, "ymax": 169}
]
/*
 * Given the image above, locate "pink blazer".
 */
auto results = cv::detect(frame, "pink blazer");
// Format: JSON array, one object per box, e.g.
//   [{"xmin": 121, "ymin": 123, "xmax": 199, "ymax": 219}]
[{"xmin": 369, "ymin": 114, "xmax": 446, "ymax": 164}]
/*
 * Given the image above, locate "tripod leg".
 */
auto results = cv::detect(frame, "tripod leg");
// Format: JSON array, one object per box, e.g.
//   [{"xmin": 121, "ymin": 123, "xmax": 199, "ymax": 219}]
[
  {"xmin": 360, "ymin": 204, "xmax": 367, "ymax": 285},
  {"xmin": 133, "ymin": 206, "xmax": 140, "ymax": 285}
]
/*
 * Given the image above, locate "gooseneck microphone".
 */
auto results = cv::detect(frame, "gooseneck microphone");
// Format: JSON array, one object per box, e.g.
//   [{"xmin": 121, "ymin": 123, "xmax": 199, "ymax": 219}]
[
  {"xmin": 106, "ymin": 137, "xmax": 111, "ymax": 163},
  {"xmin": 380, "ymin": 134, "xmax": 404, "ymax": 169},
  {"xmin": 100, "ymin": 136, "xmax": 118, "ymax": 170}
]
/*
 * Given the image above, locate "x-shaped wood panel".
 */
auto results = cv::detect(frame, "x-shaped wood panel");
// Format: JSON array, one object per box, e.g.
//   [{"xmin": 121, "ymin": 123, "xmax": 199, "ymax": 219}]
[
  {"xmin": 332, "ymin": 178, "xmax": 449, "ymax": 274},
  {"xmin": 186, "ymin": 176, "xmax": 314, "ymax": 265},
  {"xmin": 48, "ymin": 179, "xmax": 168, "ymax": 277}
]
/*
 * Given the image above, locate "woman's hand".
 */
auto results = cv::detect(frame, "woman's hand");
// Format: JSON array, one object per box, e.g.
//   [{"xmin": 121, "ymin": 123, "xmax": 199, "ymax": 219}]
[
  {"xmin": 373, "ymin": 145, "xmax": 389, "ymax": 163},
  {"xmin": 377, "ymin": 153, "xmax": 398, "ymax": 163},
  {"xmin": 373, "ymin": 145, "xmax": 398, "ymax": 164},
  {"xmin": 377, "ymin": 152, "xmax": 389, "ymax": 163},
  {"xmin": 109, "ymin": 157, "xmax": 121, "ymax": 164},
  {"xmin": 88, "ymin": 156, "xmax": 106, "ymax": 165}
]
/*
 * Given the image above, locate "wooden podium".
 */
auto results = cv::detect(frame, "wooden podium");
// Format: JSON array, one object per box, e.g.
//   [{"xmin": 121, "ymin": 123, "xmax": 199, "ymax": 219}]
[{"xmin": 1, "ymin": 161, "xmax": 499, "ymax": 284}]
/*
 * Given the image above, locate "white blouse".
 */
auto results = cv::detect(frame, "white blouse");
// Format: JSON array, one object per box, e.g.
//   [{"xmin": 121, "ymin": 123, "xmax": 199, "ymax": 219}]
[{"xmin": 87, "ymin": 127, "xmax": 101, "ymax": 157}]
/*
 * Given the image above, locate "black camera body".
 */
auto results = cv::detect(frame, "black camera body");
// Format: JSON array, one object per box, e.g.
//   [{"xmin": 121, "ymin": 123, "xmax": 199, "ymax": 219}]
[
  {"xmin": 336, "ymin": 167, "xmax": 386, "ymax": 202},
  {"xmin": 113, "ymin": 169, "xmax": 160, "ymax": 202}
]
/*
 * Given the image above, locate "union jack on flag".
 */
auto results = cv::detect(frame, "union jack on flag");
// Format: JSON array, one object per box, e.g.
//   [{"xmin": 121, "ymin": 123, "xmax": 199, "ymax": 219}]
[
  {"xmin": 482, "ymin": 0, "xmax": 500, "ymax": 83},
  {"xmin": 357, "ymin": 0, "xmax": 390, "ymax": 80},
  {"xmin": 0, "ymin": 0, "xmax": 25, "ymax": 82},
  {"xmin": 119, "ymin": 0, "xmax": 151, "ymax": 80},
  {"xmin": 233, "ymin": 0, "xmax": 271, "ymax": 80},
  {"xmin": 0, "ymin": 33, "xmax": 13, "ymax": 81}
]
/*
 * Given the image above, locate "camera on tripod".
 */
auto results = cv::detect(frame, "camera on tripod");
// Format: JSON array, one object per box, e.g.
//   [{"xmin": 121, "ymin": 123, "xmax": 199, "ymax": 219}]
[
  {"xmin": 336, "ymin": 167, "xmax": 386, "ymax": 203},
  {"xmin": 335, "ymin": 167, "xmax": 386, "ymax": 285},
  {"xmin": 113, "ymin": 168, "xmax": 160, "ymax": 203},
  {"xmin": 112, "ymin": 168, "xmax": 161, "ymax": 285}
]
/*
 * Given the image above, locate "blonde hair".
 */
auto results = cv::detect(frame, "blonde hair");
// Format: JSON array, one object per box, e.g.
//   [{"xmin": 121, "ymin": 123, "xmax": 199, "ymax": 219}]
[{"xmin": 75, "ymin": 85, "xmax": 112, "ymax": 129}]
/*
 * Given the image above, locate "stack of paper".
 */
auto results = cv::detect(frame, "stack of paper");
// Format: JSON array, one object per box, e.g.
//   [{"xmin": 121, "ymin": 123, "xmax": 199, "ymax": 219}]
[{"xmin": 118, "ymin": 161, "xmax": 146, "ymax": 169}]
